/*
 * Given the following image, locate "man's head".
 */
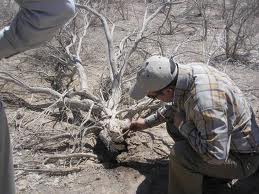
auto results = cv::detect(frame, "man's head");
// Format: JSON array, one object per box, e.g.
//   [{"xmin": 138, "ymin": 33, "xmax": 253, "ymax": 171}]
[{"xmin": 130, "ymin": 55, "xmax": 178, "ymax": 102}]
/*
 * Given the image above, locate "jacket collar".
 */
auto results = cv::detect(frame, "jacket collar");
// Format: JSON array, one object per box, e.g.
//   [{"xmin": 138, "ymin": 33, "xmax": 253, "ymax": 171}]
[{"xmin": 172, "ymin": 64, "xmax": 194, "ymax": 106}]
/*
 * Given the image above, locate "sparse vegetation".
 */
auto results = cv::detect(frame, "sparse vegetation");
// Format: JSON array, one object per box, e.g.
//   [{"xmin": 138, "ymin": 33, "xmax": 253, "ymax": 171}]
[{"xmin": 0, "ymin": 0, "xmax": 258, "ymax": 193}]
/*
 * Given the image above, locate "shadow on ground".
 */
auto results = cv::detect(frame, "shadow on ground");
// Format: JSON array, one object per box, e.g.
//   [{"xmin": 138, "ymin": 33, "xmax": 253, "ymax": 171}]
[
  {"xmin": 93, "ymin": 137, "xmax": 259, "ymax": 194},
  {"xmin": 118, "ymin": 160, "xmax": 259, "ymax": 194},
  {"xmin": 119, "ymin": 160, "xmax": 169, "ymax": 194}
]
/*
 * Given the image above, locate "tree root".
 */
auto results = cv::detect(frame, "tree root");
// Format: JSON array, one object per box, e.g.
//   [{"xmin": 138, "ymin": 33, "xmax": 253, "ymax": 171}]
[
  {"xmin": 15, "ymin": 167, "xmax": 81, "ymax": 176},
  {"xmin": 44, "ymin": 153, "xmax": 98, "ymax": 164}
]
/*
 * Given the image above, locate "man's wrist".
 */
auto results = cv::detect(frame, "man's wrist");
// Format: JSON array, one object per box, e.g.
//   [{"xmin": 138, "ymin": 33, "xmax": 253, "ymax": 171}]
[{"xmin": 144, "ymin": 118, "xmax": 153, "ymax": 128}]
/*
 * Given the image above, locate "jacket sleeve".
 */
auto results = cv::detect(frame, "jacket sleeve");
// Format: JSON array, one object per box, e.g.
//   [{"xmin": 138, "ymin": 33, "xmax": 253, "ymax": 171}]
[
  {"xmin": 0, "ymin": 0, "xmax": 75, "ymax": 59},
  {"xmin": 144, "ymin": 104, "xmax": 176, "ymax": 128}
]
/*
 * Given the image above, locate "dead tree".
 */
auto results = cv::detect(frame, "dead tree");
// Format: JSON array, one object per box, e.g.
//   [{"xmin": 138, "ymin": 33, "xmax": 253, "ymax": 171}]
[
  {"xmin": 221, "ymin": 0, "xmax": 259, "ymax": 59},
  {"xmin": 0, "ymin": 0, "xmax": 179, "ymax": 169}
]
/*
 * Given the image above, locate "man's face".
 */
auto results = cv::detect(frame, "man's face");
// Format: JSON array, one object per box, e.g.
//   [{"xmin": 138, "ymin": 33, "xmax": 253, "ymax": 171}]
[{"xmin": 147, "ymin": 88, "xmax": 174, "ymax": 102}]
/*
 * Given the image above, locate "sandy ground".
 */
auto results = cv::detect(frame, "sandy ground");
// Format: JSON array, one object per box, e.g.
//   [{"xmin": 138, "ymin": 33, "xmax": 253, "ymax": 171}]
[{"xmin": 0, "ymin": 1, "xmax": 259, "ymax": 194}]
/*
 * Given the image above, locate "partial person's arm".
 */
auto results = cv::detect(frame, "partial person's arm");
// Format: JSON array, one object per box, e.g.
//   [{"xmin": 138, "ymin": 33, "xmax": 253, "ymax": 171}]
[
  {"xmin": 180, "ymin": 107, "xmax": 231, "ymax": 165},
  {"xmin": 144, "ymin": 104, "xmax": 175, "ymax": 128},
  {"xmin": 0, "ymin": 0, "xmax": 75, "ymax": 59},
  {"xmin": 129, "ymin": 104, "xmax": 175, "ymax": 131}
]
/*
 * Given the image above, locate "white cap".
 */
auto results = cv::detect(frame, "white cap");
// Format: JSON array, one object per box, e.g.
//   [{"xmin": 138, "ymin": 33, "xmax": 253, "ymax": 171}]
[{"xmin": 130, "ymin": 55, "xmax": 177, "ymax": 100}]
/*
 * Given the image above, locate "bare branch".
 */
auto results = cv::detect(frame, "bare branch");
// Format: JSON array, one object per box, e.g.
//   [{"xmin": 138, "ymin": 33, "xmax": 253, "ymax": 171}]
[
  {"xmin": 15, "ymin": 167, "xmax": 81, "ymax": 176},
  {"xmin": 43, "ymin": 153, "xmax": 98, "ymax": 164},
  {"xmin": 75, "ymin": 3, "xmax": 117, "ymax": 80},
  {"xmin": 76, "ymin": 13, "xmax": 91, "ymax": 59},
  {"xmin": 65, "ymin": 19, "xmax": 88, "ymax": 90},
  {"xmin": 81, "ymin": 125, "xmax": 104, "ymax": 137},
  {"xmin": 0, "ymin": 72, "xmax": 62, "ymax": 98},
  {"xmin": 0, "ymin": 92, "xmax": 52, "ymax": 111},
  {"xmin": 115, "ymin": 99, "xmax": 163, "ymax": 119},
  {"xmin": 0, "ymin": 72, "xmax": 107, "ymax": 114},
  {"xmin": 62, "ymin": 98, "xmax": 105, "ymax": 113},
  {"xmin": 119, "ymin": 2, "xmax": 170, "ymax": 78},
  {"xmin": 79, "ymin": 102, "xmax": 94, "ymax": 130},
  {"xmin": 68, "ymin": 91, "xmax": 101, "ymax": 103},
  {"xmin": 72, "ymin": 60, "xmax": 88, "ymax": 91}
]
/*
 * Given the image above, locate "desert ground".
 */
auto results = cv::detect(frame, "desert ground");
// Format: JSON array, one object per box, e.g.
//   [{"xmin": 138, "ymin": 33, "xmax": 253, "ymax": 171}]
[{"xmin": 0, "ymin": 0, "xmax": 259, "ymax": 193}]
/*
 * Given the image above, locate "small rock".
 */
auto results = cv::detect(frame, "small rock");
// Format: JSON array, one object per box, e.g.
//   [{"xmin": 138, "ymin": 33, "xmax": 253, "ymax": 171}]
[{"xmin": 17, "ymin": 179, "xmax": 28, "ymax": 191}]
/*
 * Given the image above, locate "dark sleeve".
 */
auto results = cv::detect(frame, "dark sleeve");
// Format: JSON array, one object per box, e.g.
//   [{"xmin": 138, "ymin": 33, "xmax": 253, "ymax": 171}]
[
  {"xmin": 0, "ymin": 0, "xmax": 75, "ymax": 59},
  {"xmin": 144, "ymin": 104, "xmax": 175, "ymax": 127}
]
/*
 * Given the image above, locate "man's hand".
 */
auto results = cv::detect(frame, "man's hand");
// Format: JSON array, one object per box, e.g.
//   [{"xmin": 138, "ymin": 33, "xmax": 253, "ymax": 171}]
[
  {"xmin": 121, "ymin": 118, "xmax": 147, "ymax": 138},
  {"xmin": 130, "ymin": 118, "xmax": 148, "ymax": 131}
]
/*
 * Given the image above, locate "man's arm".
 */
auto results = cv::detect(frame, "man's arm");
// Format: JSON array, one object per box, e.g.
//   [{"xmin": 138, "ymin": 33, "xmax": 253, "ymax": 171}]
[
  {"xmin": 144, "ymin": 104, "xmax": 175, "ymax": 128},
  {"xmin": 129, "ymin": 104, "xmax": 175, "ymax": 131},
  {"xmin": 180, "ymin": 107, "xmax": 231, "ymax": 165},
  {"xmin": 0, "ymin": 0, "xmax": 75, "ymax": 59}
]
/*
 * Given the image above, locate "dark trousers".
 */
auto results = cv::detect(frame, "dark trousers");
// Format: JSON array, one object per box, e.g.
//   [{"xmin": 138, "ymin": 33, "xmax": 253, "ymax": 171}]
[
  {"xmin": 0, "ymin": 102, "xmax": 15, "ymax": 194},
  {"xmin": 166, "ymin": 122, "xmax": 259, "ymax": 194}
]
